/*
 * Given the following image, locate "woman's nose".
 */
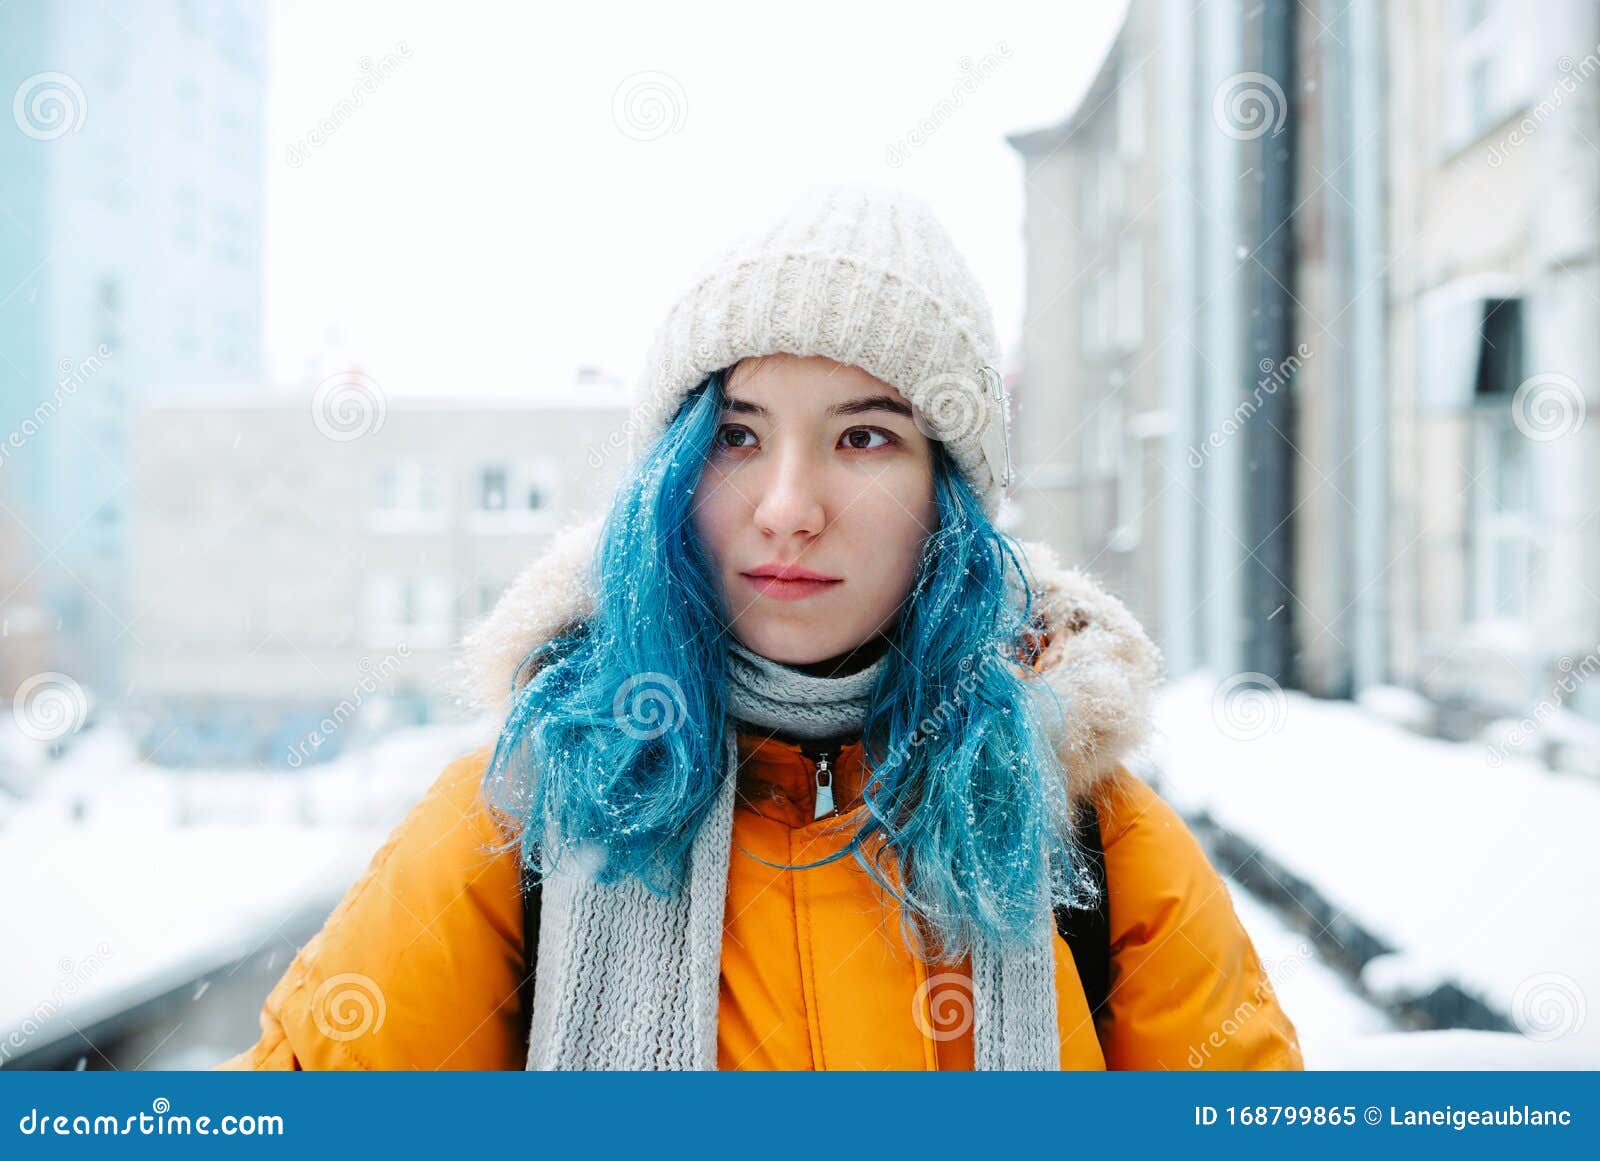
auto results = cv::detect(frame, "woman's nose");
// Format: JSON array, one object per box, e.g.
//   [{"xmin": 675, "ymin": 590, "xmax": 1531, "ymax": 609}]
[{"xmin": 752, "ymin": 447, "xmax": 826, "ymax": 538}]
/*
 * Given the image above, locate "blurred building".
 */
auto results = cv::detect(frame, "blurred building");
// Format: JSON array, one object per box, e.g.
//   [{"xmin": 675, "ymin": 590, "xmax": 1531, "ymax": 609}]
[
  {"xmin": 1387, "ymin": 0, "xmax": 1600, "ymax": 730},
  {"xmin": 1008, "ymin": 0, "xmax": 1600, "ymax": 744},
  {"xmin": 0, "ymin": 0, "xmax": 267, "ymax": 696},
  {"xmin": 1005, "ymin": 0, "xmax": 1168, "ymax": 646},
  {"xmin": 0, "ymin": 474, "xmax": 49, "ymax": 698},
  {"xmin": 129, "ymin": 382, "xmax": 630, "ymax": 767},
  {"xmin": 1008, "ymin": 0, "xmax": 1295, "ymax": 683}
]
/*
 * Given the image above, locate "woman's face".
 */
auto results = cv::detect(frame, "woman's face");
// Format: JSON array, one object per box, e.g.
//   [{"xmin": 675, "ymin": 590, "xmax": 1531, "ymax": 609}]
[{"xmin": 690, "ymin": 353, "xmax": 938, "ymax": 672}]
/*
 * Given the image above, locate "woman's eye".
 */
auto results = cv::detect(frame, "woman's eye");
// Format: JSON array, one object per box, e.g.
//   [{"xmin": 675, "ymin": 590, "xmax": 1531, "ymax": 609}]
[
  {"xmin": 714, "ymin": 424, "xmax": 757, "ymax": 450},
  {"xmin": 841, "ymin": 427, "xmax": 895, "ymax": 451}
]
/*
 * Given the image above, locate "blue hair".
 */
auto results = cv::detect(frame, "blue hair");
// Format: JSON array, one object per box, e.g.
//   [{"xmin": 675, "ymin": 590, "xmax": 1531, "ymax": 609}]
[{"xmin": 481, "ymin": 367, "xmax": 1096, "ymax": 961}]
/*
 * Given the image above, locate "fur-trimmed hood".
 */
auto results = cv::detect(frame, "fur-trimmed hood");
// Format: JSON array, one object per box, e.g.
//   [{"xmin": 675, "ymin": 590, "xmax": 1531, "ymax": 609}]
[{"xmin": 449, "ymin": 514, "xmax": 1165, "ymax": 802}]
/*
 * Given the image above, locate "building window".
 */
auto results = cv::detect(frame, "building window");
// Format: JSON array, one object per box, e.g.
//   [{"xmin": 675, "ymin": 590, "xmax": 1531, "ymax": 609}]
[
  {"xmin": 177, "ymin": 77, "xmax": 200, "ymax": 140},
  {"xmin": 469, "ymin": 460, "xmax": 557, "ymax": 533},
  {"xmin": 1115, "ymin": 235, "xmax": 1143, "ymax": 352},
  {"xmin": 1469, "ymin": 294, "xmax": 1534, "ymax": 623},
  {"xmin": 174, "ymin": 186, "xmax": 200, "ymax": 249},
  {"xmin": 1474, "ymin": 298, "xmax": 1524, "ymax": 399},
  {"xmin": 1117, "ymin": 62, "xmax": 1143, "ymax": 164},
  {"xmin": 175, "ymin": 295, "xmax": 198, "ymax": 356},
  {"xmin": 1442, "ymin": 0, "xmax": 1536, "ymax": 152},
  {"xmin": 1078, "ymin": 126, "xmax": 1122, "ymax": 240},
  {"xmin": 97, "ymin": 277, "xmax": 122, "ymax": 354},
  {"xmin": 363, "ymin": 574, "xmax": 453, "ymax": 648},
  {"xmin": 474, "ymin": 578, "xmax": 501, "ymax": 619},
  {"xmin": 1080, "ymin": 264, "xmax": 1122, "ymax": 359},
  {"xmin": 1098, "ymin": 136, "xmax": 1122, "ymax": 222},
  {"xmin": 1471, "ymin": 413, "xmax": 1535, "ymax": 622},
  {"xmin": 479, "ymin": 465, "xmax": 509, "ymax": 511},
  {"xmin": 371, "ymin": 461, "xmax": 449, "ymax": 532},
  {"xmin": 1078, "ymin": 267, "xmax": 1099, "ymax": 358}
]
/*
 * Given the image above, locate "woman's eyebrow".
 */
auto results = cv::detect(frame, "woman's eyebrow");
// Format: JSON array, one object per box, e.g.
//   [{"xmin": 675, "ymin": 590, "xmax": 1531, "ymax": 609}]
[{"xmin": 721, "ymin": 394, "xmax": 913, "ymax": 419}]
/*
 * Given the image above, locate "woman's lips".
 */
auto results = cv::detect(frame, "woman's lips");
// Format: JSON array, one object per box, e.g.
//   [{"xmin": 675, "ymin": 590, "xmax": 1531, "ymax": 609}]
[{"xmin": 741, "ymin": 573, "xmax": 843, "ymax": 601}]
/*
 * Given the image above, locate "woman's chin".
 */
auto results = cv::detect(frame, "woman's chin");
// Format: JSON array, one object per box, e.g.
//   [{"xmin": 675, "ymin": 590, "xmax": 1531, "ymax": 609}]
[{"xmin": 732, "ymin": 627, "xmax": 852, "ymax": 669}]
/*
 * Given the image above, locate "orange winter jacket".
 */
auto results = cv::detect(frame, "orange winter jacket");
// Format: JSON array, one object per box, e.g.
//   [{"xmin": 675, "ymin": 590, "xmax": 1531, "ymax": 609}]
[{"xmin": 220, "ymin": 733, "xmax": 1303, "ymax": 1071}]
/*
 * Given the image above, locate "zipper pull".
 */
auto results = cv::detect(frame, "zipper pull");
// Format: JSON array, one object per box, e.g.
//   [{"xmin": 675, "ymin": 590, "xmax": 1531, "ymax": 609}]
[{"xmin": 810, "ymin": 746, "xmax": 839, "ymax": 820}]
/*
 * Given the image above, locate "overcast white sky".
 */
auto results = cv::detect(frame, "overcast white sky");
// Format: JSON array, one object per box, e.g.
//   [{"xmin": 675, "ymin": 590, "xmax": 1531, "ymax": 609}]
[{"xmin": 265, "ymin": 0, "xmax": 1127, "ymax": 400}]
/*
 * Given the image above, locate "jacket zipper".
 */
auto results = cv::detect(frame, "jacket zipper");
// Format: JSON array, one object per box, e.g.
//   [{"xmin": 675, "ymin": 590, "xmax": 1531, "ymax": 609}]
[{"xmin": 799, "ymin": 741, "xmax": 844, "ymax": 821}]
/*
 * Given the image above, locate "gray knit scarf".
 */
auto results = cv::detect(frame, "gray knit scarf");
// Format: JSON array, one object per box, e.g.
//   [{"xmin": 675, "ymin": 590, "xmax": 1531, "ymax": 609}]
[{"xmin": 524, "ymin": 639, "xmax": 1062, "ymax": 1070}]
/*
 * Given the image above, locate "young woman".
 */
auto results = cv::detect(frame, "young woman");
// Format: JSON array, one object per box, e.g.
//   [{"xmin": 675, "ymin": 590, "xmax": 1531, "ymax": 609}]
[{"xmin": 224, "ymin": 184, "xmax": 1302, "ymax": 1071}]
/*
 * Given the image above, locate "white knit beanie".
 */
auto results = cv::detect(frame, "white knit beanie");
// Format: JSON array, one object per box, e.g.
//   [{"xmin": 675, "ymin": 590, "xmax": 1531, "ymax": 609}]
[{"xmin": 629, "ymin": 182, "xmax": 1014, "ymax": 517}]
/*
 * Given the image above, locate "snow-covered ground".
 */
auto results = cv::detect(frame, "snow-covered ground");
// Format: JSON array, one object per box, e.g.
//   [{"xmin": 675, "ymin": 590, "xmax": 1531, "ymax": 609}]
[
  {"xmin": 1227, "ymin": 877, "xmax": 1396, "ymax": 1048},
  {"xmin": 0, "ymin": 718, "xmax": 495, "ymax": 1062},
  {"xmin": 6, "ymin": 680, "xmax": 1595, "ymax": 1070},
  {"xmin": 1155, "ymin": 672, "xmax": 1600, "ymax": 1066}
]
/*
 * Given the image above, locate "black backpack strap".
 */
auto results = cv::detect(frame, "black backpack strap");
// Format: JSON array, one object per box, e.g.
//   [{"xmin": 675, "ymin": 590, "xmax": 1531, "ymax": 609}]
[
  {"xmin": 518, "ymin": 861, "xmax": 542, "ymax": 1043},
  {"xmin": 1054, "ymin": 799, "xmax": 1112, "ymax": 1019}
]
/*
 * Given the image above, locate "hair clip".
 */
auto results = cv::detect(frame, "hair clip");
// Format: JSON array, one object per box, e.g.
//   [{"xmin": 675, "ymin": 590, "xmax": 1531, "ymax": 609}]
[{"xmin": 977, "ymin": 365, "xmax": 1012, "ymax": 489}]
